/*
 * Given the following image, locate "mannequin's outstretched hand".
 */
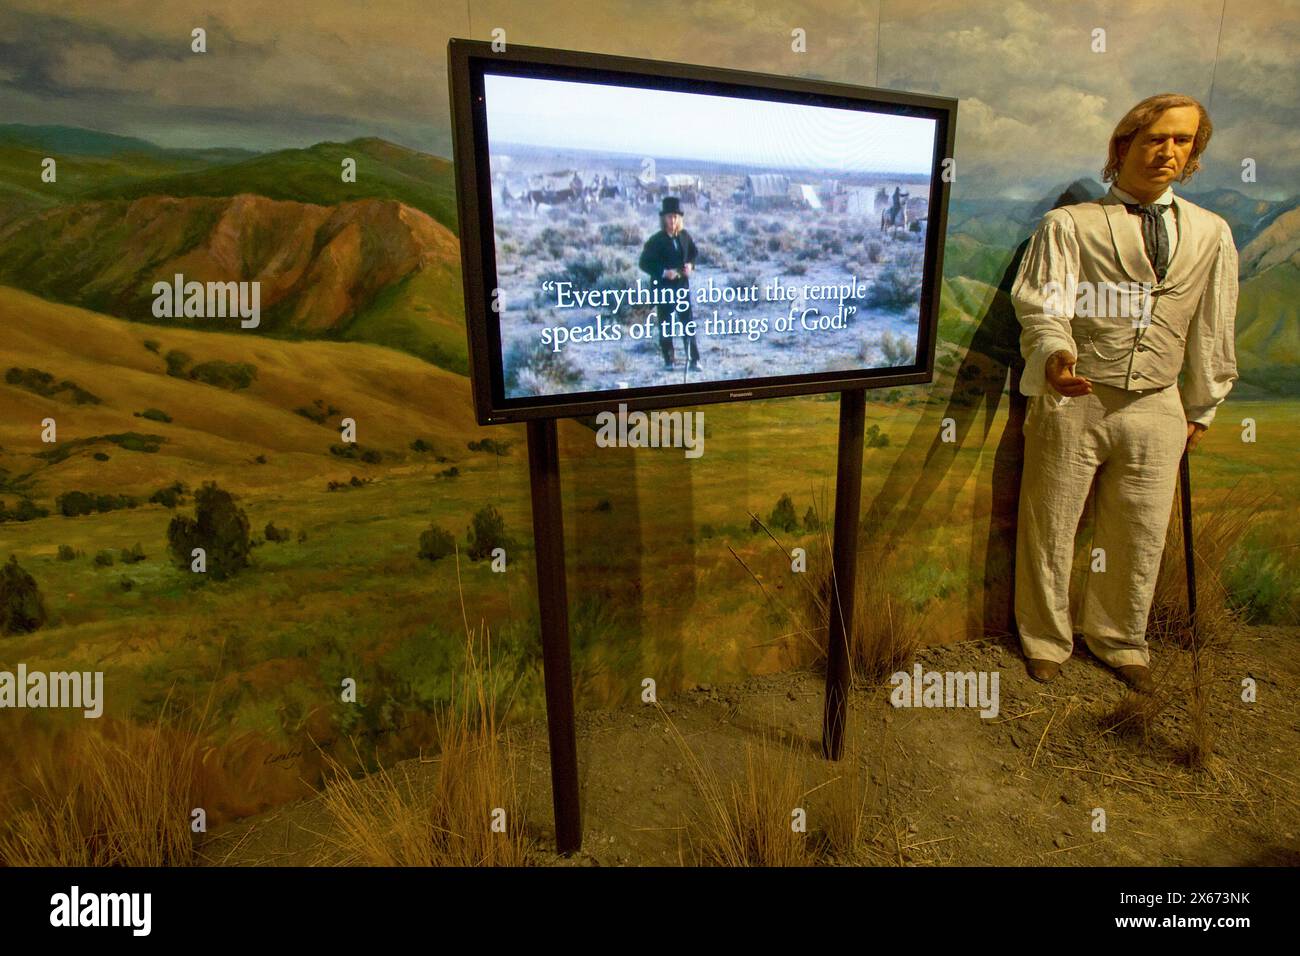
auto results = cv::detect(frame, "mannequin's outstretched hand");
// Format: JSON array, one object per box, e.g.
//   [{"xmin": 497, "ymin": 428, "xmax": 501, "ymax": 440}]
[{"xmin": 1045, "ymin": 350, "xmax": 1093, "ymax": 398}]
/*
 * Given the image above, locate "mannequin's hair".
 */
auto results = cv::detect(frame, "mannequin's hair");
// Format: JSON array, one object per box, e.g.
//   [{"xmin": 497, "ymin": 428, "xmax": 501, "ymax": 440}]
[{"xmin": 1101, "ymin": 93, "xmax": 1212, "ymax": 183}]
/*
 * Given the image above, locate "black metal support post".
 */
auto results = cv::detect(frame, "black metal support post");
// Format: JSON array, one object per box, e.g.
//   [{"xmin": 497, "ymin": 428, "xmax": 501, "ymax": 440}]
[
  {"xmin": 526, "ymin": 418, "xmax": 582, "ymax": 853},
  {"xmin": 823, "ymin": 388, "xmax": 865, "ymax": 760}
]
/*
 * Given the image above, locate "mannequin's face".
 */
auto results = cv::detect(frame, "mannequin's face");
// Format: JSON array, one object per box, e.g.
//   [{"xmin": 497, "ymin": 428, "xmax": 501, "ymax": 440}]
[
  {"xmin": 1116, "ymin": 105, "xmax": 1200, "ymax": 200},
  {"xmin": 662, "ymin": 212, "xmax": 683, "ymax": 236}
]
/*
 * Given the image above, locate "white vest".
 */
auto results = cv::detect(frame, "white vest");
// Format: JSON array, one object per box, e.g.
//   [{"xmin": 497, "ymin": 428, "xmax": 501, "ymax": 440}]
[{"xmin": 1061, "ymin": 192, "xmax": 1225, "ymax": 391}]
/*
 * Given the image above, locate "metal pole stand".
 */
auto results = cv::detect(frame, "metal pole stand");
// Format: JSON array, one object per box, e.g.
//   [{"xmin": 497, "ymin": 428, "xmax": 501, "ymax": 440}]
[
  {"xmin": 822, "ymin": 389, "xmax": 865, "ymax": 760},
  {"xmin": 526, "ymin": 418, "xmax": 582, "ymax": 853}
]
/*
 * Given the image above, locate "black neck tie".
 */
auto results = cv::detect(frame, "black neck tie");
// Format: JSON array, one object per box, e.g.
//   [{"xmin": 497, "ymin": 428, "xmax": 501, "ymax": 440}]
[{"xmin": 1124, "ymin": 202, "xmax": 1170, "ymax": 283}]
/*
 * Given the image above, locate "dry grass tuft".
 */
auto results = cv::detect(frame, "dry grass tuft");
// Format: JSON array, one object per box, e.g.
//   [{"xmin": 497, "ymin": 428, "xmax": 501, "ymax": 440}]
[
  {"xmin": 844, "ymin": 542, "xmax": 927, "ymax": 686},
  {"xmin": 660, "ymin": 709, "xmax": 813, "ymax": 866},
  {"xmin": 1151, "ymin": 479, "xmax": 1266, "ymax": 649},
  {"xmin": 734, "ymin": 496, "xmax": 924, "ymax": 687},
  {"xmin": 0, "ymin": 703, "xmax": 204, "ymax": 866},
  {"xmin": 815, "ymin": 748, "xmax": 879, "ymax": 862},
  {"xmin": 314, "ymin": 619, "xmax": 534, "ymax": 867}
]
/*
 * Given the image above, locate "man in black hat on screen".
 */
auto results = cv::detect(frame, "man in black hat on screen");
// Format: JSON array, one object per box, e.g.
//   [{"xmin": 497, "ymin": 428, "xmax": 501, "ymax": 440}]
[{"xmin": 638, "ymin": 196, "xmax": 702, "ymax": 371}]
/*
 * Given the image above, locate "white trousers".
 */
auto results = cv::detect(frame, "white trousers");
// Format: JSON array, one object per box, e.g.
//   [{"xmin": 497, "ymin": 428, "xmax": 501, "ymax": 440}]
[{"xmin": 1015, "ymin": 381, "xmax": 1187, "ymax": 668}]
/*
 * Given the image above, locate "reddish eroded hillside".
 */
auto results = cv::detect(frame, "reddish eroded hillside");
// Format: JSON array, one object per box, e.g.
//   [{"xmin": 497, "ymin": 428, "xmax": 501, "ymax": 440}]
[{"xmin": 0, "ymin": 193, "xmax": 459, "ymax": 333}]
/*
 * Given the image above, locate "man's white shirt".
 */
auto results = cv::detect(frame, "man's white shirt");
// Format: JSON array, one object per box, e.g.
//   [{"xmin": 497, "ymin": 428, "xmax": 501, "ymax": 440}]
[{"xmin": 1110, "ymin": 182, "xmax": 1179, "ymax": 262}]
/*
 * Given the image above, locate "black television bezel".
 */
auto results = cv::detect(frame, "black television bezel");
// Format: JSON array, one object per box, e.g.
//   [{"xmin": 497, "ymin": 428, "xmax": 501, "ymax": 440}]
[{"xmin": 447, "ymin": 37, "xmax": 957, "ymax": 426}]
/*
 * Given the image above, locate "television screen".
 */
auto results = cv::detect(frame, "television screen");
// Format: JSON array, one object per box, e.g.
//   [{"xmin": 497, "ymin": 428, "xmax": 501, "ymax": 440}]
[{"xmin": 448, "ymin": 40, "xmax": 956, "ymax": 424}]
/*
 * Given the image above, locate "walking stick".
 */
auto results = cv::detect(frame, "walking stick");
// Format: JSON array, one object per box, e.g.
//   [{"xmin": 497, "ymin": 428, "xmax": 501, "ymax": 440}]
[
  {"xmin": 1181, "ymin": 438, "xmax": 1214, "ymax": 763},
  {"xmin": 1179, "ymin": 446, "xmax": 1197, "ymax": 644}
]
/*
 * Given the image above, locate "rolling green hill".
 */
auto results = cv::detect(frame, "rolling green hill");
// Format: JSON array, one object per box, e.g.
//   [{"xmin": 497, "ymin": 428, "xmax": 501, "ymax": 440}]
[
  {"xmin": 0, "ymin": 124, "xmax": 256, "ymax": 161},
  {"xmin": 1236, "ymin": 262, "xmax": 1300, "ymax": 394},
  {"xmin": 0, "ymin": 124, "xmax": 256, "ymax": 207},
  {"xmin": 1233, "ymin": 206, "xmax": 1300, "ymax": 394},
  {"xmin": 0, "ymin": 284, "xmax": 479, "ymax": 502},
  {"xmin": 343, "ymin": 266, "xmax": 468, "ymax": 376},
  {"xmin": 0, "ymin": 127, "xmax": 456, "ymax": 237},
  {"xmin": 93, "ymin": 137, "xmax": 458, "ymax": 235},
  {"xmin": 943, "ymin": 232, "xmax": 1016, "ymax": 288}
]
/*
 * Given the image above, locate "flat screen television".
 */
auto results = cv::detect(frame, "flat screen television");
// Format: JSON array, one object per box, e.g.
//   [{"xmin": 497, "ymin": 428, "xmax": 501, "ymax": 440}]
[{"xmin": 447, "ymin": 38, "xmax": 956, "ymax": 425}]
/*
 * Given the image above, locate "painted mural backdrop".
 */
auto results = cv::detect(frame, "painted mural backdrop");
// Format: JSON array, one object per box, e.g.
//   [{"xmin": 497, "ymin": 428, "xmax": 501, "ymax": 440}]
[{"xmin": 0, "ymin": 0, "xmax": 1296, "ymax": 821}]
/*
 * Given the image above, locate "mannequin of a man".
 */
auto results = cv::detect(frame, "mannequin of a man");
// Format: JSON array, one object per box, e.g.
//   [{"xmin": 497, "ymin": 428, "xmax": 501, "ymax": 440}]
[{"xmin": 1011, "ymin": 93, "xmax": 1239, "ymax": 693}]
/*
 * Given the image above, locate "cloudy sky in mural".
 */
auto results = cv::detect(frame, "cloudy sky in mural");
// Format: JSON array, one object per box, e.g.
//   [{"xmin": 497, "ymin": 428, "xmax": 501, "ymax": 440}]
[{"xmin": 1, "ymin": 0, "xmax": 1295, "ymax": 196}]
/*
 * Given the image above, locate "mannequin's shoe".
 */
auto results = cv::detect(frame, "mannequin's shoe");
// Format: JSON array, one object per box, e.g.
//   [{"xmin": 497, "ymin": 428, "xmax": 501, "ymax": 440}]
[
  {"xmin": 1025, "ymin": 658, "xmax": 1061, "ymax": 683},
  {"xmin": 1114, "ymin": 664, "xmax": 1154, "ymax": 694}
]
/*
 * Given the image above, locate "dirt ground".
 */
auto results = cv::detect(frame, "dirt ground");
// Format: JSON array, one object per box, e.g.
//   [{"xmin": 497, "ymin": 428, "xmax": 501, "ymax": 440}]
[{"xmin": 203, "ymin": 624, "xmax": 1300, "ymax": 866}]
